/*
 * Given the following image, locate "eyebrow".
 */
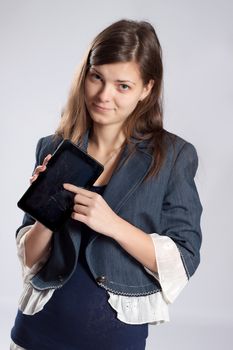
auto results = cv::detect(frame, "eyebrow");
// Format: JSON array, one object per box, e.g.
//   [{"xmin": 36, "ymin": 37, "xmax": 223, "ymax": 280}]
[{"xmin": 90, "ymin": 67, "xmax": 136, "ymax": 85}]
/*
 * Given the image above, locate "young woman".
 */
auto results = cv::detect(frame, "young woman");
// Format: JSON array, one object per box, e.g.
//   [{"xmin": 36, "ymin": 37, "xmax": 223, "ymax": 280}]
[{"xmin": 10, "ymin": 19, "xmax": 202, "ymax": 350}]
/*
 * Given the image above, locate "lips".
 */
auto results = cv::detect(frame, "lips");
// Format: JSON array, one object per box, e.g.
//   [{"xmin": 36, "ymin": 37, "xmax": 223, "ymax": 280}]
[{"xmin": 93, "ymin": 103, "xmax": 114, "ymax": 111}]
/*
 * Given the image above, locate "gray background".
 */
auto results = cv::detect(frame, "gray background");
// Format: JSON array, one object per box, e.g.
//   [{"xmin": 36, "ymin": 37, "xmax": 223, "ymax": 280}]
[{"xmin": 1, "ymin": 0, "xmax": 232, "ymax": 349}]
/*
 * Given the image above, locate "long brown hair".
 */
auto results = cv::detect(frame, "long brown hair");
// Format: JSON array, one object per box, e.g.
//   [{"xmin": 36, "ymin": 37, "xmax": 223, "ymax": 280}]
[{"xmin": 55, "ymin": 19, "xmax": 169, "ymax": 180}]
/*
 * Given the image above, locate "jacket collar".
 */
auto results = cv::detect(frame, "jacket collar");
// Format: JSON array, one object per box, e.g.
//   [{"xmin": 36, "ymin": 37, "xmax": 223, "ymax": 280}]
[{"xmin": 79, "ymin": 127, "xmax": 153, "ymax": 213}]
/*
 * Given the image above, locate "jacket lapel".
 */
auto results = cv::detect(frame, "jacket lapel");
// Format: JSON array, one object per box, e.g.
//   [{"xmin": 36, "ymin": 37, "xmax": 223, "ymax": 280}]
[{"xmin": 103, "ymin": 145, "xmax": 152, "ymax": 213}]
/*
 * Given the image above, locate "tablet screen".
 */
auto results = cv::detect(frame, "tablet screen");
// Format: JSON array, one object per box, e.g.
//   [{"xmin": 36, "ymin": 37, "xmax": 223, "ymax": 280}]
[{"xmin": 17, "ymin": 139, "xmax": 104, "ymax": 230}]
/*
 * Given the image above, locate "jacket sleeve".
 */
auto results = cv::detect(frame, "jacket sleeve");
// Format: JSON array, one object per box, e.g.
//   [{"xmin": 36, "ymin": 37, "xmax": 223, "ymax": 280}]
[
  {"xmin": 159, "ymin": 142, "xmax": 203, "ymax": 279},
  {"xmin": 16, "ymin": 137, "xmax": 45, "ymax": 237}
]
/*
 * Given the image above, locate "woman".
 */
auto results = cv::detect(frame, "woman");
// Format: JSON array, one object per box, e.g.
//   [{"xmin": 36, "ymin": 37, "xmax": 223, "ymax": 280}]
[{"xmin": 11, "ymin": 19, "xmax": 202, "ymax": 350}]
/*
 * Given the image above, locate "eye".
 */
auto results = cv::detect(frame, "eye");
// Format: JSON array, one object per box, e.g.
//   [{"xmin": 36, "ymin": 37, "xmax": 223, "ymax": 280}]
[
  {"xmin": 90, "ymin": 73, "xmax": 102, "ymax": 81},
  {"xmin": 119, "ymin": 84, "xmax": 130, "ymax": 91}
]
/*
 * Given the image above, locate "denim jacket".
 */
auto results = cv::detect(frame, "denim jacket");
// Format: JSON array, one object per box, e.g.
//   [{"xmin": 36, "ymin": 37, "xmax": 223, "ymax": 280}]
[{"xmin": 16, "ymin": 128, "xmax": 202, "ymax": 297}]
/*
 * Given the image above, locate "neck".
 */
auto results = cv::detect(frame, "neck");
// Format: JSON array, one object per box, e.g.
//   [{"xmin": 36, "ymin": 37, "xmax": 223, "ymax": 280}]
[{"xmin": 89, "ymin": 124, "xmax": 126, "ymax": 152}]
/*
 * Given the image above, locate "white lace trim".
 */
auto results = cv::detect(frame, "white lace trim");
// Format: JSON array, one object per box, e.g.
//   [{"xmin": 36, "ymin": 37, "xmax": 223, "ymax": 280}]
[
  {"xmin": 16, "ymin": 226, "xmax": 53, "ymax": 315},
  {"xmin": 144, "ymin": 233, "xmax": 188, "ymax": 304},
  {"xmin": 10, "ymin": 340, "xmax": 26, "ymax": 350},
  {"xmin": 107, "ymin": 291, "xmax": 169, "ymax": 325},
  {"xmin": 16, "ymin": 227, "xmax": 188, "ymax": 324}
]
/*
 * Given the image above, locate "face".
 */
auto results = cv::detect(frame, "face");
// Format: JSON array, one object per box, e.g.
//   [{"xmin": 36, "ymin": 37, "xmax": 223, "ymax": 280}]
[{"xmin": 84, "ymin": 61, "xmax": 154, "ymax": 127}]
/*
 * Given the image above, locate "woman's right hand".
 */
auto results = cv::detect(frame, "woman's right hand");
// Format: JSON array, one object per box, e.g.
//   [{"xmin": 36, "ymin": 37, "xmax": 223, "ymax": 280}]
[
  {"xmin": 25, "ymin": 153, "xmax": 53, "ymax": 267},
  {"xmin": 29, "ymin": 154, "xmax": 52, "ymax": 184}
]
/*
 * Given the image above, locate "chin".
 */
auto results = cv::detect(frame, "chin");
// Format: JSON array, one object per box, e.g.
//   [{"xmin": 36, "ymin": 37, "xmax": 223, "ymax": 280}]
[
  {"xmin": 91, "ymin": 117, "xmax": 121, "ymax": 128},
  {"xmin": 89, "ymin": 115, "xmax": 110, "ymax": 125}
]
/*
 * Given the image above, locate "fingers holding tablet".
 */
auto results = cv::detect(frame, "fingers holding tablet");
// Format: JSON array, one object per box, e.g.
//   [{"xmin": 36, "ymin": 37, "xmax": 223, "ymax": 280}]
[{"xmin": 30, "ymin": 154, "xmax": 52, "ymax": 184}]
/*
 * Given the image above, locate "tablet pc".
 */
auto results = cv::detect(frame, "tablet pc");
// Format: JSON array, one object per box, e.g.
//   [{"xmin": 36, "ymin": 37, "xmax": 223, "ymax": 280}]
[{"xmin": 17, "ymin": 139, "xmax": 104, "ymax": 231}]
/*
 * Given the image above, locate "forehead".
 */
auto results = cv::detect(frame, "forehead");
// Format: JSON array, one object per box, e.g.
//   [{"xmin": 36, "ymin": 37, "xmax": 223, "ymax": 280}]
[{"xmin": 90, "ymin": 61, "xmax": 142, "ymax": 81}]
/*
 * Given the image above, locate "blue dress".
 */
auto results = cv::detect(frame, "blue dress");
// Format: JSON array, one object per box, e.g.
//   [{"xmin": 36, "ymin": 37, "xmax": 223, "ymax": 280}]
[{"xmin": 11, "ymin": 185, "xmax": 148, "ymax": 350}]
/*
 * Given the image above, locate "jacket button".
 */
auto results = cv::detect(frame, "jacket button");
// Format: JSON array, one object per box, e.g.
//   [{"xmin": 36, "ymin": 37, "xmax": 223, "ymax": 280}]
[
  {"xmin": 96, "ymin": 275, "xmax": 106, "ymax": 283},
  {"xmin": 58, "ymin": 275, "xmax": 64, "ymax": 282}
]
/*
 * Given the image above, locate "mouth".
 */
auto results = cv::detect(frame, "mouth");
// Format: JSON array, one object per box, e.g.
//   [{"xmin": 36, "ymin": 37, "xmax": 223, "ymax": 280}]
[{"xmin": 92, "ymin": 103, "xmax": 114, "ymax": 111}]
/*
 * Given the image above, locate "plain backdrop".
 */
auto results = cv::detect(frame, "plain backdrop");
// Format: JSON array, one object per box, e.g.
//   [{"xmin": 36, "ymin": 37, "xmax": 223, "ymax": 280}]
[{"xmin": 1, "ymin": 0, "xmax": 232, "ymax": 349}]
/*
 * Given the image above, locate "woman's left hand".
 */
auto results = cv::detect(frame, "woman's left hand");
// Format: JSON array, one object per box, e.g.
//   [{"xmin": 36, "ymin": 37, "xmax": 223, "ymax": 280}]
[{"xmin": 63, "ymin": 183, "xmax": 120, "ymax": 238}]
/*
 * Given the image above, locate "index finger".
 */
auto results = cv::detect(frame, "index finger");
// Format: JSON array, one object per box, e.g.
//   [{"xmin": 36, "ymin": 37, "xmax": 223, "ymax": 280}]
[
  {"xmin": 42, "ymin": 154, "xmax": 52, "ymax": 166},
  {"xmin": 63, "ymin": 183, "xmax": 93, "ymax": 196}
]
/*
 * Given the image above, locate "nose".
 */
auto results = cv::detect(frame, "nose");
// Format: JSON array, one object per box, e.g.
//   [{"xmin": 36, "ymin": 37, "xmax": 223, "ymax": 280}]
[{"xmin": 96, "ymin": 83, "xmax": 113, "ymax": 103}]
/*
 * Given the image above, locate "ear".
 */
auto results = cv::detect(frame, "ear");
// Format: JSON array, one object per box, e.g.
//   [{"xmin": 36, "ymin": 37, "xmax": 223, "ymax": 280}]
[{"xmin": 139, "ymin": 79, "xmax": 154, "ymax": 101}]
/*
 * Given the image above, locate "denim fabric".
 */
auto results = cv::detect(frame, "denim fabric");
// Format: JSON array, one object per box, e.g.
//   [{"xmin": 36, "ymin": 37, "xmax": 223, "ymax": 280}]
[{"xmin": 16, "ymin": 128, "xmax": 202, "ymax": 295}]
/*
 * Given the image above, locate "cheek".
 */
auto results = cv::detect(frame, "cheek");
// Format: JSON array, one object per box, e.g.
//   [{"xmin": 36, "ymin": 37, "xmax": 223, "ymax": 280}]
[
  {"xmin": 117, "ymin": 95, "xmax": 140, "ymax": 112},
  {"xmin": 84, "ymin": 81, "xmax": 91, "ymax": 98},
  {"xmin": 84, "ymin": 80, "xmax": 96, "ymax": 100}
]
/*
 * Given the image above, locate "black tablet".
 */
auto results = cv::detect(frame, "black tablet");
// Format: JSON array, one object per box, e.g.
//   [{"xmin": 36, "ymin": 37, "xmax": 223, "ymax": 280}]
[{"xmin": 17, "ymin": 139, "xmax": 104, "ymax": 231}]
